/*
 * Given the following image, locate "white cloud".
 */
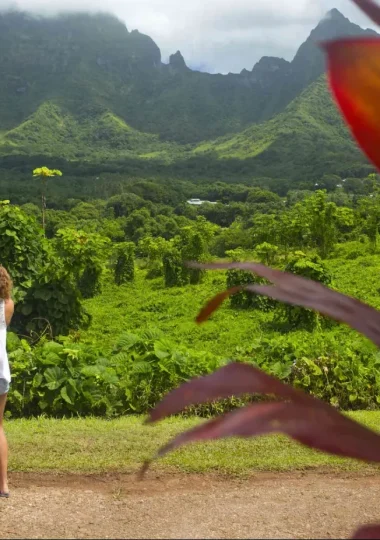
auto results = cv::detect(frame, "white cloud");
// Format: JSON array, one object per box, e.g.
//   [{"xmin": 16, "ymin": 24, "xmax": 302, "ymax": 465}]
[{"xmin": 0, "ymin": 0, "xmax": 377, "ymax": 73}]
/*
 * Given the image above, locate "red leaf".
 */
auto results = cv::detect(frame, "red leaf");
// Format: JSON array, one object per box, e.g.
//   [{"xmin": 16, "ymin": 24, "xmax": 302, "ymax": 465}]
[
  {"xmin": 247, "ymin": 282, "xmax": 380, "ymax": 347},
  {"xmin": 189, "ymin": 261, "xmax": 380, "ymax": 348},
  {"xmin": 148, "ymin": 362, "xmax": 317, "ymax": 424},
  {"xmin": 351, "ymin": 0, "xmax": 380, "ymax": 25},
  {"xmin": 352, "ymin": 524, "xmax": 380, "ymax": 539},
  {"xmin": 196, "ymin": 286, "xmax": 242, "ymax": 323},
  {"xmin": 146, "ymin": 362, "xmax": 380, "ymax": 471},
  {"xmin": 149, "ymin": 400, "xmax": 380, "ymax": 465},
  {"xmin": 322, "ymin": 38, "xmax": 380, "ymax": 172}
]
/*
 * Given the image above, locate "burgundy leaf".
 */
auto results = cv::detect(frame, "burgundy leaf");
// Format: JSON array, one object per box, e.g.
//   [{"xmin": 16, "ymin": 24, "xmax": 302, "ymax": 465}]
[
  {"xmin": 351, "ymin": 0, "xmax": 380, "ymax": 25},
  {"xmin": 144, "ymin": 400, "xmax": 380, "ymax": 472},
  {"xmin": 188, "ymin": 260, "xmax": 285, "ymax": 284},
  {"xmin": 196, "ymin": 286, "xmax": 242, "ymax": 323},
  {"xmin": 352, "ymin": 524, "xmax": 380, "ymax": 539},
  {"xmin": 148, "ymin": 362, "xmax": 317, "ymax": 424},
  {"xmin": 189, "ymin": 261, "xmax": 380, "ymax": 348}
]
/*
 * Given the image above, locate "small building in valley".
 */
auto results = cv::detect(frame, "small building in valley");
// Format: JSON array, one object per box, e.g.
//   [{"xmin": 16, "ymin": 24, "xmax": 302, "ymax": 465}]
[{"xmin": 186, "ymin": 198, "xmax": 217, "ymax": 206}]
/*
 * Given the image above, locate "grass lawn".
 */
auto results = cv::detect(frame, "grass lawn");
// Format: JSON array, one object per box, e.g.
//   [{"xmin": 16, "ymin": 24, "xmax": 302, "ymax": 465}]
[{"xmin": 6, "ymin": 411, "xmax": 380, "ymax": 476}]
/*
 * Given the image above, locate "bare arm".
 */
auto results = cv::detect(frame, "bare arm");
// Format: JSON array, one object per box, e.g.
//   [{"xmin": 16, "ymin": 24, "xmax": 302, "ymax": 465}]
[{"xmin": 4, "ymin": 298, "xmax": 14, "ymax": 327}]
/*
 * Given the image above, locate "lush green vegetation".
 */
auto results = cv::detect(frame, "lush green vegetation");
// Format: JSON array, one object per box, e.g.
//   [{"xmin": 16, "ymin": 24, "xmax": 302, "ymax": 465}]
[
  {"xmin": 1, "ymin": 7, "xmax": 380, "ymax": 431},
  {"xmin": 194, "ymin": 78, "xmax": 367, "ymax": 181},
  {"xmin": 0, "ymin": 78, "xmax": 372, "ymax": 187},
  {"xmin": 7, "ymin": 413, "xmax": 380, "ymax": 474},
  {"xmin": 2, "ymin": 170, "xmax": 380, "ymax": 419},
  {"xmin": 0, "ymin": 9, "xmax": 377, "ymax": 191},
  {"xmin": 1, "ymin": 9, "xmax": 332, "ymax": 146},
  {"xmin": 1, "ymin": 101, "xmax": 186, "ymax": 161}
]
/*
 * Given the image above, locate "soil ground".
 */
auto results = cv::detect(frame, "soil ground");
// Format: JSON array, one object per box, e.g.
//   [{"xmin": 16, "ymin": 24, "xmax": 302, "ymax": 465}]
[{"xmin": 1, "ymin": 471, "xmax": 380, "ymax": 539}]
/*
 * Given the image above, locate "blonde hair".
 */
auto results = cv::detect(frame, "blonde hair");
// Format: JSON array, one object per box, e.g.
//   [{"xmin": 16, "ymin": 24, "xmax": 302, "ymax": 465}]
[{"xmin": 0, "ymin": 266, "xmax": 13, "ymax": 300}]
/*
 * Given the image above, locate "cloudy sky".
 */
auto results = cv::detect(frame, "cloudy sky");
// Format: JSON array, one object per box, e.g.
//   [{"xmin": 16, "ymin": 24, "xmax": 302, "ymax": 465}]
[{"xmin": 0, "ymin": 0, "xmax": 377, "ymax": 73}]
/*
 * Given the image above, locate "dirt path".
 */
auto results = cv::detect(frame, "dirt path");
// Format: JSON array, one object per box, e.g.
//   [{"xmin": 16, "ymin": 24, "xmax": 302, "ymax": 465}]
[{"xmin": 1, "ymin": 471, "xmax": 380, "ymax": 539}]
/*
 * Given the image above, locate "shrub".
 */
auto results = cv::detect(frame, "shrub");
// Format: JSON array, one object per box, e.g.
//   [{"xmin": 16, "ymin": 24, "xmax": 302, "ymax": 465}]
[
  {"xmin": 5, "ymin": 330, "xmax": 222, "ymax": 418},
  {"xmin": 235, "ymin": 332, "xmax": 380, "ymax": 409},
  {"xmin": 225, "ymin": 248, "xmax": 275, "ymax": 311},
  {"xmin": 54, "ymin": 228, "xmax": 110, "ymax": 298},
  {"xmin": 0, "ymin": 200, "xmax": 45, "ymax": 302},
  {"xmin": 277, "ymin": 251, "xmax": 332, "ymax": 329},
  {"xmin": 16, "ymin": 264, "xmax": 91, "ymax": 337},
  {"xmin": 163, "ymin": 248, "xmax": 188, "ymax": 287},
  {"xmin": 0, "ymin": 202, "xmax": 90, "ymax": 336},
  {"xmin": 113, "ymin": 242, "xmax": 135, "ymax": 285},
  {"xmin": 226, "ymin": 268, "xmax": 274, "ymax": 311}
]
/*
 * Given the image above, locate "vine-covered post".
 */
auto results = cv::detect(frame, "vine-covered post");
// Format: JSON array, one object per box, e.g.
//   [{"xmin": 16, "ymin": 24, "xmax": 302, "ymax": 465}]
[{"xmin": 113, "ymin": 242, "xmax": 135, "ymax": 285}]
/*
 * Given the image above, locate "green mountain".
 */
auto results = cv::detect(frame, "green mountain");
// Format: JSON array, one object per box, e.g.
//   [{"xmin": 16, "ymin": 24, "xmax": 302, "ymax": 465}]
[
  {"xmin": 193, "ymin": 77, "xmax": 367, "ymax": 180},
  {"xmin": 257, "ymin": 8, "xmax": 376, "ymax": 120},
  {"xmin": 0, "ymin": 8, "xmax": 376, "ymax": 183},
  {"xmin": 0, "ymin": 10, "xmax": 269, "ymax": 145},
  {"xmin": 0, "ymin": 101, "xmax": 186, "ymax": 161}
]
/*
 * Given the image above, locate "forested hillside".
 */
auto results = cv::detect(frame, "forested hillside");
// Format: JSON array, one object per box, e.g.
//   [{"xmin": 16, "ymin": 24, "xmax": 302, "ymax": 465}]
[{"xmin": 0, "ymin": 7, "xmax": 377, "ymax": 187}]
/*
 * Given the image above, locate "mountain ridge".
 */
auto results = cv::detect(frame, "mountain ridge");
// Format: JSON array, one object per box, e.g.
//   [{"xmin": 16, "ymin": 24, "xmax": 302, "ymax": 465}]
[
  {"xmin": 0, "ymin": 7, "xmax": 376, "ymax": 183},
  {"xmin": 2, "ymin": 7, "xmax": 375, "ymax": 76}
]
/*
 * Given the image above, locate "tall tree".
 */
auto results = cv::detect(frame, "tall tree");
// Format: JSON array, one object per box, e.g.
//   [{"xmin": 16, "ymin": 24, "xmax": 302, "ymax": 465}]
[{"xmin": 33, "ymin": 167, "xmax": 63, "ymax": 232}]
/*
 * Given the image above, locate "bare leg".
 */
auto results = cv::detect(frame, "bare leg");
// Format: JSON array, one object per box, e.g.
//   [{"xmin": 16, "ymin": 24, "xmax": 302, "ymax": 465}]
[{"xmin": 0, "ymin": 394, "xmax": 8, "ymax": 493}]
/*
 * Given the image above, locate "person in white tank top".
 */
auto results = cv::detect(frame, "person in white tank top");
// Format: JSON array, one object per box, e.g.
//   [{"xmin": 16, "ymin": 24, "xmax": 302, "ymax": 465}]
[{"xmin": 0, "ymin": 266, "xmax": 14, "ymax": 499}]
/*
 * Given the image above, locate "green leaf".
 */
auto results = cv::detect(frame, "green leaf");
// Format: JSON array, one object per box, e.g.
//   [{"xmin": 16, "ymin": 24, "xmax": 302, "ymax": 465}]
[
  {"xmin": 270, "ymin": 362, "xmax": 292, "ymax": 380},
  {"xmin": 38, "ymin": 400, "xmax": 49, "ymax": 410},
  {"xmin": 41, "ymin": 352, "xmax": 61, "ymax": 366},
  {"xmin": 67, "ymin": 378, "xmax": 79, "ymax": 393},
  {"xmin": 20, "ymin": 303, "xmax": 33, "ymax": 316},
  {"xmin": 116, "ymin": 333, "xmax": 140, "ymax": 351},
  {"xmin": 154, "ymin": 341, "xmax": 170, "ymax": 360},
  {"xmin": 33, "ymin": 373, "xmax": 43, "ymax": 388},
  {"xmin": 34, "ymin": 288, "xmax": 52, "ymax": 301},
  {"xmin": 11, "ymin": 389, "xmax": 24, "ymax": 403},
  {"xmin": 302, "ymin": 357, "xmax": 323, "ymax": 376},
  {"xmin": 60, "ymin": 386, "xmax": 73, "ymax": 405},
  {"xmin": 44, "ymin": 366, "xmax": 65, "ymax": 390},
  {"xmin": 81, "ymin": 365, "xmax": 103, "ymax": 378},
  {"xmin": 42, "ymin": 342, "xmax": 64, "ymax": 354},
  {"xmin": 132, "ymin": 361, "xmax": 152, "ymax": 374}
]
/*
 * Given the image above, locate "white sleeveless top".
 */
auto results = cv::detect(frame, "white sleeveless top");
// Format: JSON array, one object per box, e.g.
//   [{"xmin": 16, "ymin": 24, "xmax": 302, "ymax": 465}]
[{"xmin": 0, "ymin": 300, "xmax": 10, "ymax": 382}]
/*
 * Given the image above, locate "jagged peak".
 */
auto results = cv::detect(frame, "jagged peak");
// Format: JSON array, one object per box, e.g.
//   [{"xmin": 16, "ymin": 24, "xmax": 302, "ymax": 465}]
[
  {"xmin": 324, "ymin": 8, "xmax": 347, "ymax": 21},
  {"xmin": 251, "ymin": 56, "xmax": 289, "ymax": 73},
  {"xmin": 315, "ymin": 6, "xmax": 377, "ymax": 34},
  {"xmin": 292, "ymin": 5, "xmax": 377, "ymax": 59},
  {"xmin": 314, "ymin": 8, "xmax": 352, "ymax": 32},
  {"xmin": 169, "ymin": 50, "xmax": 188, "ymax": 71}
]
